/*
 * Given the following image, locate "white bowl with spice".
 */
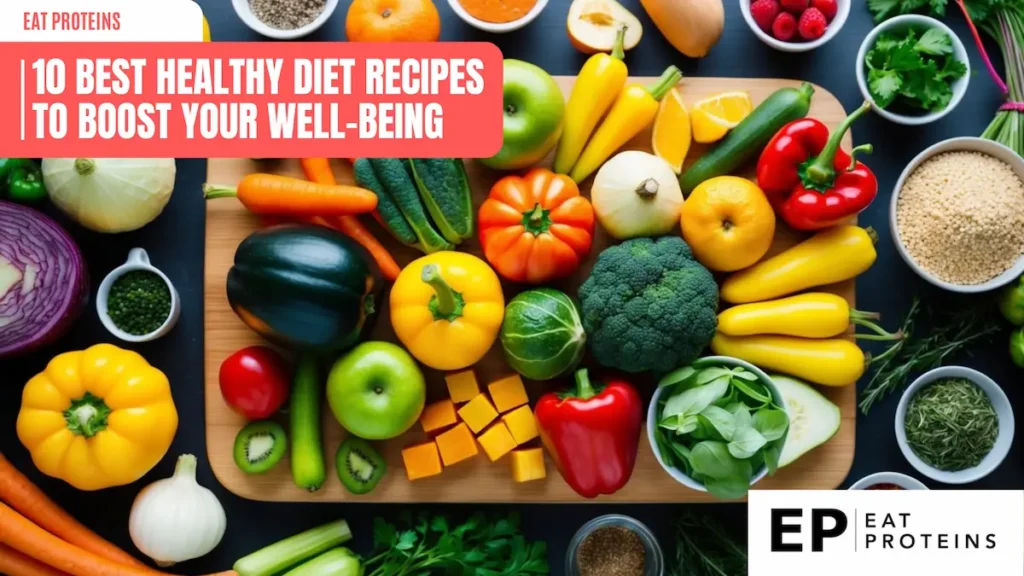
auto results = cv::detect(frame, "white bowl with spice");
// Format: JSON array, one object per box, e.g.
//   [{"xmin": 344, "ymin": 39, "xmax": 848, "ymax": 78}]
[
  {"xmin": 565, "ymin": 514, "xmax": 663, "ymax": 576},
  {"xmin": 856, "ymin": 15, "xmax": 970, "ymax": 125},
  {"xmin": 891, "ymin": 137, "xmax": 1024, "ymax": 293},
  {"xmin": 895, "ymin": 366, "xmax": 1014, "ymax": 484},
  {"xmin": 448, "ymin": 0, "xmax": 549, "ymax": 33},
  {"xmin": 849, "ymin": 471, "xmax": 928, "ymax": 490},
  {"xmin": 233, "ymin": 0, "xmax": 339, "ymax": 39},
  {"xmin": 97, "ymin": 248, "xmax": 180, "ymax": 343}
]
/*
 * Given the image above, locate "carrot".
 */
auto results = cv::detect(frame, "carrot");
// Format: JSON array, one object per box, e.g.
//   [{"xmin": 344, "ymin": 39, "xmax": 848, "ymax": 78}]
[
  {"xmin": 0, "ymin": 454, "xmax": 145, "ymax": 569},
  {"xmin": 0, "ymin": 543, "xmax": 71, "ymax": 576},
  {"xmin": 0, "ymin": 502, "xmax": 164, "ymax": 576},
  {"xmin": 299, "ymin": 158, "xmax": 402, "ymax": 281},
  {"xmin": 204, "ymin": 174, "xmax": 378, "ymax": 217}
]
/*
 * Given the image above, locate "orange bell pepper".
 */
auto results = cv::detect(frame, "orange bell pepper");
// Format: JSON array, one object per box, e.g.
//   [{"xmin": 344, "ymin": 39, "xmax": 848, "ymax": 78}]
[{"xmin": 478, "ymin": 168, "xmax": 595, "ymax": 284}]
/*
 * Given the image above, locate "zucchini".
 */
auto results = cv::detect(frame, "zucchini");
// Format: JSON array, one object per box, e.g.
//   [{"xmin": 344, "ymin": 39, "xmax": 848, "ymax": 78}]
[
  {"xmin": 353, "ymin": 158, "xmax": 418, "ymax": 247},
  {"xmin": 290, "ymin": 356, "xmax": 326, "ymax": 492},
  {"xmin": 409, "ymin": 158, "xmax": 474, "ymax": 244},
  {"xmin": 680, "ymin": 82, "xmax": 815, "ymax": 194},
  {"xmin": 364, "ymin": 158, "xmax": 453, "ymax": 254}
]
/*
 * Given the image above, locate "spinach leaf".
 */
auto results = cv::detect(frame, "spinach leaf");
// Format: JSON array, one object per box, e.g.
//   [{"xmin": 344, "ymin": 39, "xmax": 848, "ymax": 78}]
[
  {"xmin": 727, "ymin": 403, "xmax": 753, "ymax": 431},
  {"xmin": 659, "ymin": 365, "xmax": 698, "ymax": 395},
  {"xmin": 763, "ymin": 442, "xmax": 782, "ymax": 476},
  {"xmin": 753, "ymin": 408, "xmax": 789, "ymax": 442},
  {"xmin": 731, "ymin": 377, "xmax": 772, "ymax": 406},
  {"xmin": 689, "ymin": 441, "xmax": 749, "ymax": 480},
  {"xmin": 705, "ymin": 474, "xmax": 753, "ymax": 500},
  {"xmin": 728, "ymin": 427, "xmax": 767, "ymax": 460},
  {"xmin": 698, "ymin": 405, "xmax": 736, "ymax": 441},
  {"xmin": 662, "ymin": 378, "xmax": 730, "ymax": 419}
]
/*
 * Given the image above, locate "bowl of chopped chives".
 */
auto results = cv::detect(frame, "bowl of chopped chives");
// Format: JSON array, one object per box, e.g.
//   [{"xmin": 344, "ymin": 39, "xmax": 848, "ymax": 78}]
[
  {"xmin": 97, "ymin": 248, "xmax": 180, "ymax": 343},
  {"xmin": 895, "ymin": 366, "xmax": 1014, "ymax": 484}
]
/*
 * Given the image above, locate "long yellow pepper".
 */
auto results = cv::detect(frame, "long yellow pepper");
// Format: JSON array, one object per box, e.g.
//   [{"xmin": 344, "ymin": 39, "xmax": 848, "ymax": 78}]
[
  {"xmin": 569, "ymin": 65, "xmax": 682, "ymax": 183},
  {"xmin": 553, "ymin": 26, "xmax": 629, "ymax": 175},
  {"xmin": 717, "ymin": 292, "xmax": 899, "ymax": 340},
  {"xmin": 710, "ymin": 333, "xmax": 866, "ymax": 388}
]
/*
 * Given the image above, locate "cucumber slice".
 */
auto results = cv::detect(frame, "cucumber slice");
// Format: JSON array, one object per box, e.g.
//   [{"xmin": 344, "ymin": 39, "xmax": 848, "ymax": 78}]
[{"xmin": 770, "ymin": 374, "xmax": 841, "ymax": 467}]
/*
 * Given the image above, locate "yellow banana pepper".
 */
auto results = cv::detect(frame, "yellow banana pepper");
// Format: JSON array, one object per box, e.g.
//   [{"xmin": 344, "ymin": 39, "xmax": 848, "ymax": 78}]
[
  {"xmin": 569, "ymin": 65, "xmax": 682, "ymax": 183},
  {"xmin": 721, "ymin": 226, "xmax": 877, "ymax": 304},
  {"xmin": 16, "ymin": 344, "xmax": 178, "ymax": 491},
  {"xmin": 553, "ymin": 26, "xmax": 629, "ymax": 175},
  {"xmin": 717, "ymin": 292, "xmax": 897, "ymax": 340},
  {"xmin": 710, "ymin": 333, "xmax": 865, "ymax": 387},
  {"xmin": 391, "ymin": 252, "xmax": 505, "ymax": 371}
]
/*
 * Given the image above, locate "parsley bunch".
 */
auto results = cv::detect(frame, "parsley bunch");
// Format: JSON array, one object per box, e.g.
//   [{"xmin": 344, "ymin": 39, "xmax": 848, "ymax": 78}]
[
  {"xmin": 363, "ymin": 512, "xmax": 549, "ymax": 576},
  {"xmin": 865, "ymin": 27, "xmax": 968, "ymax": 113},
  {"xmin": 867, "ymin": 0, "xmax": 1010, "ymax": 23}
]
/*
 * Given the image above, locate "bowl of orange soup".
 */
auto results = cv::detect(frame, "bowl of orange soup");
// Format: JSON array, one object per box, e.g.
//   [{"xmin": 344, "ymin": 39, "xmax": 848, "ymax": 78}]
[{"xmin": 448, "ymin": 0, "xmax": 549, "ymax": 33}]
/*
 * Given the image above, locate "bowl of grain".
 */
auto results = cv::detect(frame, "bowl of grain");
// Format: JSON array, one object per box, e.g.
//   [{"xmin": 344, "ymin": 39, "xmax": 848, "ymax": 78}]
[
  {"xmin": 891, "ymin": 137, "xmax": 1024, "ymax": 293},
  {"xmin": 565, "ymin": 515, "xmax": 663, "ymax": 576},
  {"xmin": 233, "ymin": 0, "xmax": 338, "ymax": 39}
]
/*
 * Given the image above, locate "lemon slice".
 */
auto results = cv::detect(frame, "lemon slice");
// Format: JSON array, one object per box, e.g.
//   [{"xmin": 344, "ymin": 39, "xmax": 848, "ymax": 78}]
[
  {"xmin": 690, "ymin": 91, "xmax": 753, "ymax": 144},
  {"xmin": 652, "ymin": 88, "xmax": 691, "ymax": 174}
]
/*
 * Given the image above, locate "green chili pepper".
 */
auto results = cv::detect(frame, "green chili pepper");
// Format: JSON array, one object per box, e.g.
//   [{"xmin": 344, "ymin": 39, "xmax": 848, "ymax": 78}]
[
  {"xmin": 0, "ymin": 158, "xmax": 30, "ymax": 184},
  {"xmin": 999, "ymin": 275, "xmax": 1024, "ymax": 326},
  {"xmin": 6, "ymin": 162, "xmax": 46, "ymax": 204},
  {"xmin": 1010, "ymin": 328, "xmax": 1024, "ymax": 368}
]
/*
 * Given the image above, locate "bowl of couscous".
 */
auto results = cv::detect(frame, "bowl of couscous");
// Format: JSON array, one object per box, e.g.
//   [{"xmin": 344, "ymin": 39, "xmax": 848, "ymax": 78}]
[{"xmin": 891, "ymin": 137, "xmax": 1024, "ymax": 293}]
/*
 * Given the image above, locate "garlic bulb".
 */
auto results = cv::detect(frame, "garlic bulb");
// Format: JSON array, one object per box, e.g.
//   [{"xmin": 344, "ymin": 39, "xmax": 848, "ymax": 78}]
[{"xmin": 129, "ymin": 454, "xmax": 226, "ymax": 566}]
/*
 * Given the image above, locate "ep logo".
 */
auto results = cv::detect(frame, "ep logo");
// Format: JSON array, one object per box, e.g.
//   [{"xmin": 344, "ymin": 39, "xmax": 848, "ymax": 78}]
[{"xmin": 771, "ymin": 508, "xmax": 848, "ymax": 552}]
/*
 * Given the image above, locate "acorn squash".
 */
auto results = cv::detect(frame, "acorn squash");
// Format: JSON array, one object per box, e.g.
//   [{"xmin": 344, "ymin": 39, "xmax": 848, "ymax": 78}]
[{"xmin": 227, "ymin": 225, "xmax": 381, "ymax": 353}]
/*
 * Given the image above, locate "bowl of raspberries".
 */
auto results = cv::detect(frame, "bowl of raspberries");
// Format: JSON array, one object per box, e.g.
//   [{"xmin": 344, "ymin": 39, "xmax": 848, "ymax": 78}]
[{"xmin": 742, "ymin": 0, "xmax": 849, "ymax": 51}]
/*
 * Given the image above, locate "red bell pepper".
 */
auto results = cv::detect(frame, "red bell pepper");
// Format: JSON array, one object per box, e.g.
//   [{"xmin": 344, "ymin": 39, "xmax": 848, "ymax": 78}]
[
  {"xmin": 756, "ymin": 101, "xmax": 878, "ymax": 231},
  {"xmin": 534, "ymin": 369, "xmax": 642, "ymax": 499}
]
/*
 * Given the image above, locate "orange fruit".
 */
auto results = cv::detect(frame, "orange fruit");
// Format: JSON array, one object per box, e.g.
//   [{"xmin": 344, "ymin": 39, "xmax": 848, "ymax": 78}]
[
  {"xmin": 652, "ymin": 87, "xmax": 691, "ymax": 174},
  {"xmin": 690, "ymin": 91, "xmax": 752, "ymax": 144},
  {"xmin": 680, "ymin": 176, "xmax": 775, "ymax": 272},
  {"xmin": 346, "ymin": 0, "xmax": 442, "ymax": 42}
]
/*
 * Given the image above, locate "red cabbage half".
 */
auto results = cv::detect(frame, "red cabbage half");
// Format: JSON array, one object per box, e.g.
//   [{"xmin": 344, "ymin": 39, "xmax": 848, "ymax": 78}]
[{"xmin": 0, "ymin": 201, "xmax": 88, "ymax": 358}]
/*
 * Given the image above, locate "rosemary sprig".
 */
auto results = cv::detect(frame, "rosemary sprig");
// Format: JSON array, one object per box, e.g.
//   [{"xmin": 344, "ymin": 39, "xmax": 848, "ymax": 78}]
[
  {"xmin": 859, "ymin": 297, "xmax": 1002, "ymax": 415},
  {"xmin": 905, "ymin": 377, "xmax": 999, "ymax": 471},
  {"xmin": 669, "ymin": 511, "xmax": 747, "ymax": 576}
]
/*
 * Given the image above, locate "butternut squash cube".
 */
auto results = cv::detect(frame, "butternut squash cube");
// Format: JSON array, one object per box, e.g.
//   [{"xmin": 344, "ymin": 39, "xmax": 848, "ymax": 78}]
[
  {"xmin": 402, "ymin": 442, "xmax": 443, "ymax": 481},
  {"xmin": 510, "ymin": 448, "xmax": 547, "ymax": 483},
  {"xmin": 457, "ymin": 394, "xmax": 498, "ymax": 433},
  {"xmin": 488, "ymin": 374, "xmax": 529, "ymax": 413},
  {"xmin": 477, "ymin": 422, "xmax": 517, "ymax": 462},
  {"xmin": 435, "ymin": 423, "xmax": 478, "ymax": 466},
  {"xmin": 445, "ymin": 370, "xmax": 480, "ymax": 404},
  {"xmin": 420, "ymin": 399, "xmax": 457, "ymax": 434},
  {"xmin": 501, "ymin": 405, "xmax": 539, "ymax": 445}
]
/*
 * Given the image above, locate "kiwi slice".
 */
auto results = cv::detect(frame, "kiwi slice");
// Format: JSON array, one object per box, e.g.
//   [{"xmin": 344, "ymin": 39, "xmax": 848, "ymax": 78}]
[
  {"xmin": 335, "ymin": 437, "xmax": 385, "ymax": 495},
  {"xmin": 233, "ymin": 421, "xmax": 287, "ymax": 474}
]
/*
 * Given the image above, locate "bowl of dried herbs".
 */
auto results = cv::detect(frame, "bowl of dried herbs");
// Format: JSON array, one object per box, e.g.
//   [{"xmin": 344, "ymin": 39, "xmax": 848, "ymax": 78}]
[{"xmin": 895, "ymin": 366, "xmax": 1014, "ymax": 484}]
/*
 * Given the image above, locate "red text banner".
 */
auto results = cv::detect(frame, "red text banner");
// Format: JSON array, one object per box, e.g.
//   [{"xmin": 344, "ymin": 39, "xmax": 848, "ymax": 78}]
[{"xmin": 0, "ymin": 42, "xmax": 504, "ymax": 158}]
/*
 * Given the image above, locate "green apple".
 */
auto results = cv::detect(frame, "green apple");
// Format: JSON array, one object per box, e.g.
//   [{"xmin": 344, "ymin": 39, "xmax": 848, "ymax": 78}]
[
  {"xmin": 326, "ymin": 341, "xmax": 425, "ymax": 440},
  {"xmin": 481, "ymin": 59, "xmax": 565, "ymax": 171}
]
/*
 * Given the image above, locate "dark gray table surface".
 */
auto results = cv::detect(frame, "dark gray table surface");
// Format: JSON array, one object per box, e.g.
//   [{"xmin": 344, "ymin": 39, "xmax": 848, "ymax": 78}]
[{"xmin": 2, "ymin": 1, "xmax": 1019, "ymax": 573}]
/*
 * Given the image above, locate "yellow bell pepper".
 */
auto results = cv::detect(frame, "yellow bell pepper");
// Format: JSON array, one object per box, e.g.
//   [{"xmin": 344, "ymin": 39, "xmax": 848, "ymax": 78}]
[
  {"xmin": 569, "ymin": 65, "xmax": 682, "ymax": 183},
  {"xmin": 710, "ymin": 333, "xmax": 866, "ymax": 387},
  {"xmin": 391, "ymin": 252, "xmax": 505, "ymax": 371},
  {"xmin": 16, "ymin": 344, "xmax": 178, "ymax": 491},
  {"xmin": 553, "ymin": 26, "xmax": 629, "ymax": 175}
]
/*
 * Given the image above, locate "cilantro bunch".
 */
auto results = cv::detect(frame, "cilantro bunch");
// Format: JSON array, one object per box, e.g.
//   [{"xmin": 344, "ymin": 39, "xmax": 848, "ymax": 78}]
[
  {"xmin": 363, "ymin": 512, "xmax": 549, "ymax": 576},
  {"xmin": 865, "ymin": 27, "xmax": 968, "ymax": 113}
]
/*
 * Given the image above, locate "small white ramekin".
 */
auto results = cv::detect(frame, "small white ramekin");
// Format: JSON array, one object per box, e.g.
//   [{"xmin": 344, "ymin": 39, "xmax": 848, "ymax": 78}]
[
  {"xmin": 97, "ymin": 248, "xmax": 181, "ymax": 343},
  {"xmin": 233, "ymin": 0, "xmax": 339, "ymax": 40},
  {"xmin": 740, "ymin": 0, "xmax": 851, "ymax": 53},
  {"xmin": 895, "ymin": 366, "xmax": 1014, "ymax": 485},
  {"xmin": 448, "ymin": 0, "xmax": 548, "ymax": 33},
  {"xmin": 849, "ymin": 471, "xmax": 929, "ymax": 490},
  {"xmin": 856, "ymin": 14, "xmax": 970, "ymax": 125}
]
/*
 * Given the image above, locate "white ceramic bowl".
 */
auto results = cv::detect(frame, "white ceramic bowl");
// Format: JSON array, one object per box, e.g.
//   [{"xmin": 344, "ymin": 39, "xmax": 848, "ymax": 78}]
[
  {"xmin": 740, "ymin": 0, "xmax": 850, "ymax": 52},
  {"xmin": 647, "ymin": 356, "xmax": 786, "ymax": 495},
  {"xmin": 448, "ymin": 0, "xmax": 548, "ymax": 33},
  {"xmin": 849, "ymin": 471, "xmax": 928, "ymax": 490},
  {"xmin": 890, "ymin": 137, "xmax": 1024, "ymax": 293},
  {"xmin": 97, "ymin": 248, "xmax": 181, "ymax": 343},
  {"xmin": 895, "ymin": 366, "xmax": 1014, "ymax": 485},
  {"xmin": 233, "ymin": 0, "xmax": 338, "ymax": 39},
  {"xmin": 856, "ymin": 15, "xmax": 970, "ymax": 125},
  {"xmin": 565, "ymin": 515, "xmax": 664, "ymax": 576}
]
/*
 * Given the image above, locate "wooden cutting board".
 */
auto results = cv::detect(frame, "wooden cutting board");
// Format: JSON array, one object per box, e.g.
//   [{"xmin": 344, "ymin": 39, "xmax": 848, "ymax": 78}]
[{"xmin": 204, "ymin": 76, "xmax": 856, "ymax": 503}]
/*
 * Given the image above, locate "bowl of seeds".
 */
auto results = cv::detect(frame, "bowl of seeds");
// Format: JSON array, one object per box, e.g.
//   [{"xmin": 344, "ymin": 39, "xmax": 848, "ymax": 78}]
[
  {"xmin": 565, "ymin": 514, "xmax": 663, "ymax": 576},
  {"xmin": 895, "ymin": 366, "xmax": 1014, "ymax": 484},
  {"xmin": 891, "ymin": 137, "xmax": 1024, "ymax": 293},
  {"xmin": 97, "ymin": 248, "xmax": 180, "ymax": 343},
  {"xmin": 234, "ymin": 0, "xmax": 339, "ymax": 39}
]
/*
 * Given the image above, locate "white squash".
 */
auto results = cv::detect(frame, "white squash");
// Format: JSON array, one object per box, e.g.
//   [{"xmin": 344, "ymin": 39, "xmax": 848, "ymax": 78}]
[{"xmin": 591, "ymin": 151, "xmax": 684, "ymax": 240}]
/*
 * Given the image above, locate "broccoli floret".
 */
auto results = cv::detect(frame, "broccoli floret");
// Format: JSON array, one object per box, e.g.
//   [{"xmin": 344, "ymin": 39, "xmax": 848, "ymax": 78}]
[{"xmin": 578, "ymin": 237, "xmax": 718, "ymax": 374}]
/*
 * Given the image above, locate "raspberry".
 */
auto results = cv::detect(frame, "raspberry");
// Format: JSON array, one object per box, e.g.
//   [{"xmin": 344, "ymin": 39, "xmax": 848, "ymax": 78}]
[
  {"xmin": 811, "ymin": 0, "xmax": 838, "ymax": 21},
  {"xmin": 772, "ymin": 12, "xmax": 798, "ymax": 41},
  {"xmin": 780, "ymin": 0, "xmax": 809, "ymax": 13},
  {"xmin": 798, "ymin": 7, "xmax": 828, "ymax": 40},
  {"xmin": 750, "ymin": 0, "xmax": 781, "ymax": 32}
]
